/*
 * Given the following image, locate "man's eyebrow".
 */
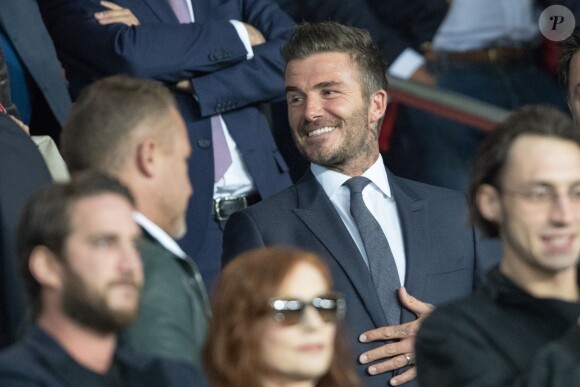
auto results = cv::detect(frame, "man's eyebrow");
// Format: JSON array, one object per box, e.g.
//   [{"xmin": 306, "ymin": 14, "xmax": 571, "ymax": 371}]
[
  {"xmin": 285, "ymin": 85, "xmax": 300, "ymax": 94},
  {"xmin": 313, "ymin": 81, "xmax": 342, "ymax": 89}
]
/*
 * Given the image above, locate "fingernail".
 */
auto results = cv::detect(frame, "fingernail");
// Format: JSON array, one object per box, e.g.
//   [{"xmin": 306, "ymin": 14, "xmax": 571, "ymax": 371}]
[
  {"xmin": 368, "ymin": 366, "xmax": 377, "ymax": 375},
  {"xmin": 359, "ymin": 334, "xmax": 367, "ymax": 342},
  {"xmin": 359, "ymin": 354, "xmax": 368, "ymax": 363},
  {"xmin": 391, "ymin": 378, "xmax": 399, "ymax": 386}
]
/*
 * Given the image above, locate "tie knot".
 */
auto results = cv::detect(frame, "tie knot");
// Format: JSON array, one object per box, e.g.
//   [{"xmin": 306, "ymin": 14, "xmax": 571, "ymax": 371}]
[{"xmin": 344, "ymin": 176, "xmax": 371, "ymax": 195}]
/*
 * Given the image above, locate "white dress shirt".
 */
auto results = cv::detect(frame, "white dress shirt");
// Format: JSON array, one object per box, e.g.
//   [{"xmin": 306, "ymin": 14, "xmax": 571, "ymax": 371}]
[{"xmin": 311, "ymin": 156, "xmax": 406, "ymax": 285}]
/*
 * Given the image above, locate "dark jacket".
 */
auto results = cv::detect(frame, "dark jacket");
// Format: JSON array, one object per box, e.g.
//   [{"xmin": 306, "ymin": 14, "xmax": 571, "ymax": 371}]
[
  {"xmin": 0, "ymin": 325, "xmax": 208, "ymax": 386},
  {"xmin": 416, "ymin": 267, "xmax": 580, "ymax": 387},
  {"xmin": 118, "ymin": 228, "xmax": 210, "ymax": 368}
]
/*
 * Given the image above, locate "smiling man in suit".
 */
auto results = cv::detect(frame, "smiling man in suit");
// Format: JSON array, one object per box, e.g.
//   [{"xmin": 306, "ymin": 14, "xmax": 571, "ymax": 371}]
[{"xmin": 222, "ymin": 22, "xmax": 500, "ymax": 387}]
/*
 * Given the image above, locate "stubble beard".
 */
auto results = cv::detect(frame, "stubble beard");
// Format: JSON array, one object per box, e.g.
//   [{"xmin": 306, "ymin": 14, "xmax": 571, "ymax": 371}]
[{"xmin": 295, "ymin": 107, "xmax": 376, "ymax": 171}]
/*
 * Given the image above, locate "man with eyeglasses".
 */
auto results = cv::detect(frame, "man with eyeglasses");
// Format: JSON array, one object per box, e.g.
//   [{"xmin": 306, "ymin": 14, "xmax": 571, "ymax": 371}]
[{"xmin": 416, "ymin": 104, "xmax": 580, "ymax": 387}]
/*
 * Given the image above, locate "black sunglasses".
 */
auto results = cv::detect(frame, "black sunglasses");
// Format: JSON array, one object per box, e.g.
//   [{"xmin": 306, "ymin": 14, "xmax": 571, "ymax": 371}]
[{"xmin": 269, "ymin": 292, "xmax": 346, "ymax": 326}]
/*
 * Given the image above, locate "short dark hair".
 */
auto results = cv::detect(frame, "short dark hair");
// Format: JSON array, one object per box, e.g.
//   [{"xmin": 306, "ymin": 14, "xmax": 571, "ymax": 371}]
[
  {"xmin": 282, "ymin": 21, "xmax": 388, "ymax": 100},
  {"xmin": 469, "ymin": 105, "xmax": 580, "ymax": 237},
  {"xmin": 17, "ymin": 171, "xmax": 134, "ymax": 318},
  {"xmin": 61, "ymin": 75, "xmax": 177, "ymax": 174},
  {"xmin": 558, "ymin": 26, "xmax": 580, "ymax": 100}
]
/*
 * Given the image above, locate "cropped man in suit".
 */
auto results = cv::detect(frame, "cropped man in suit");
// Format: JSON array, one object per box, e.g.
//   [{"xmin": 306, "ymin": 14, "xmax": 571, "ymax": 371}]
[
  {"xmin": 0, "ymin": 172, "xmax": 206, "ymax": 386},
  {"xmin": 61, "ymin": 75, "xmax": 210, "ymax": 369},
  {"xmin": 0, "ymin": 0, "xmax": 71, "ymax": 140},
  {"xmin": 222, "ymin": 22, "xmax": 500, "ymax": 387},
  {"xmin": 38, "ymin": 0, "xmax": 294, "ymax": 288}
]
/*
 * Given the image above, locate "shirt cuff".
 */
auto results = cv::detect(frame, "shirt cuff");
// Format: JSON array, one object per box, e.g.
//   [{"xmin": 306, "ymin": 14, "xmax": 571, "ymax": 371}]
[
  {"xmin": 229, "ymin": 20, "xmax": 254, "ymax": 60},
  {"xmin": 388, "ymin": 48, "xmax": 425, "ymax": 79}
]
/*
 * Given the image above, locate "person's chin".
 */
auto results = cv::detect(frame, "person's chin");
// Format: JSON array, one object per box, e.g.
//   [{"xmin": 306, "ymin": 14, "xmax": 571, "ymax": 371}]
[{"xmin": 172, "ymin": 222, "xmax": 188, "ymax": 240}]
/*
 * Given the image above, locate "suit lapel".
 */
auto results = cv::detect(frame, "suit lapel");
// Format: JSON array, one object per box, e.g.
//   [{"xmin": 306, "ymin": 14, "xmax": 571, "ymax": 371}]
[
  {"xmin": 387, "ymin": 170, "xmax": 431, "ymax": 323},
  {"xmin": 292, "ymin": 171, "xmax": 388, "ymax": 327}
]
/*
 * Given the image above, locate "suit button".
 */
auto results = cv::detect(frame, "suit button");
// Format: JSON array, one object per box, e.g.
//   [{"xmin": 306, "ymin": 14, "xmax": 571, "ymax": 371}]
[{"xmin": 197, "ymin": 139, "xmax": 211, "ymax": 149}]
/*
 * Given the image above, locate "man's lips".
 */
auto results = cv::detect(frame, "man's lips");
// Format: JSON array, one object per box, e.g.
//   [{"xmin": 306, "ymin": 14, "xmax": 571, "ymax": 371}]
[
  {"xmin": 541, "ymin": 233, "xmax": 575, "ymax": 253},
  {"xmin": 297, "ymin": 343, "xmax": 326, "ymax": 352}
]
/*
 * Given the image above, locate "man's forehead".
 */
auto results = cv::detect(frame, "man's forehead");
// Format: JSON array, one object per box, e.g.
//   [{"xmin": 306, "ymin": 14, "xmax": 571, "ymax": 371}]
[
  {"xmin": 69, "ymin": 193, "xmax": 136, "ymax": 230},
  {"xmin": 503, "ymin": 135, "xmax": 580, "ymax": 182}
]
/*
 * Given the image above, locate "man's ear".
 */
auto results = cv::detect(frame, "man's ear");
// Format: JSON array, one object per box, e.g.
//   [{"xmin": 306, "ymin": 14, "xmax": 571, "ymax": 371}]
[
  {"xmin": 477, "ymin": 184, "xmax": 502, "ymax": 224},
  {"xmin": 29, "ymin": 246, "xmax": 64, "ymax": 290},
  {"xmin": 136, "ymin": 137, "xmax": 158, "ymax": 178},
  {"xmin": 368, "ymin": 89, "xmax": 388, "ymax": 127}
]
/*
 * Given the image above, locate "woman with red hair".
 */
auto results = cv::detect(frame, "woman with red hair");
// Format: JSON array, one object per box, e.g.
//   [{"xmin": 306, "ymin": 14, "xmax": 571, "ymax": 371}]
[{"xmin": 203, "ymin": 246, "xmax": 360, "ymax": 387}]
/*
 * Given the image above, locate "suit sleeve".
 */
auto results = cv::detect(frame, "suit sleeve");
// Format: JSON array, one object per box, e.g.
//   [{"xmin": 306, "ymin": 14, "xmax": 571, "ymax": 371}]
[
  {"xmin": 192, "ymin": 0, "xmax": 294, "ymax": 117},
  {"xmin": 222, "ymin": 209, "xmax": 267, "ymax": 267},
  {"xmin": 39, "ymin": 0, "xmax": 294, "ymax": 116},
  {"xmin": 38, "ymin": 0, "xmax": 248, "ymax": 83}
]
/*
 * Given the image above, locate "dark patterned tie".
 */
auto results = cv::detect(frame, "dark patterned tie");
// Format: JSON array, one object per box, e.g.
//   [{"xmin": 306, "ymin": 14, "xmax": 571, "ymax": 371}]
[{"xmin": 344, "ymin": 176, "xmax": 401, "ymax": 325}]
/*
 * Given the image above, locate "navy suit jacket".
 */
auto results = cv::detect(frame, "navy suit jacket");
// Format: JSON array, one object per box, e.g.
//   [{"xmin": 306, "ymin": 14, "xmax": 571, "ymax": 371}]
[
  {"xmin": 0, "ymin": 115, "xmax": 52, "ymax": 348},
  {"xmin": 38, "ymin": 0, "xmax": 293, "ymax": 263},
  {"xmin": 223, "ymin": 168, "xmax": 501, "ymax": 387}
]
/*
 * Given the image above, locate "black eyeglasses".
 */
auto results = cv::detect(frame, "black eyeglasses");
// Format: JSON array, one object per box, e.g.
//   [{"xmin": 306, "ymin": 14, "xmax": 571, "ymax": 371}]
[{"xmin": 269, "ymin": 293, "xmax": 346, "ymax": 326}]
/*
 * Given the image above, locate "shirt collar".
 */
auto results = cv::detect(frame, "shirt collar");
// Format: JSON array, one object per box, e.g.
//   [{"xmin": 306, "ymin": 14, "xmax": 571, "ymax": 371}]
[
  {"xmin": 133, "ymin": 212, "xmax": 187, "ymax": 259},
  {"xmin": 311, "ymin": 155, "xmax": 392, "ymax": 198}
]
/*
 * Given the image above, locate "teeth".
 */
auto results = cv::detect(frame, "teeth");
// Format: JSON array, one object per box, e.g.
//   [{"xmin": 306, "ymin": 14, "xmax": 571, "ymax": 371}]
[
  {"xmin": 308, "ymin": 127, "xmax": 335, "ymax": 137},
  {"xmin": 545, "ymin": 235, "xmax": 571, "ymax": 247}
]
